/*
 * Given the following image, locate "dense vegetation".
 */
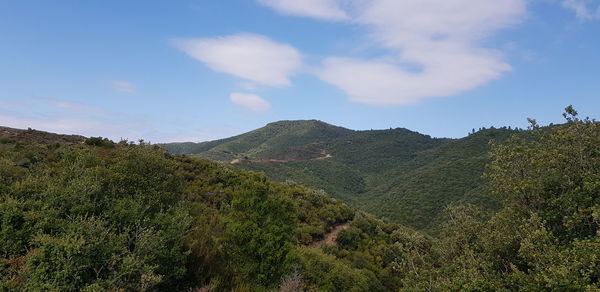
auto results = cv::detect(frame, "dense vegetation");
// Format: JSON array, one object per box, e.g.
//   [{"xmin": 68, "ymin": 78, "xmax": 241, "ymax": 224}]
[
  {"xmin": 1, "ymin": 107, "xmax": 598, "ymax": 290},
  {"xmin": 0, "ymin": 131, "xmax": 354, "ymax": 291},
  {"xmin": 0, "ymin": 126, "xmax": 84, "ymax": 145},
  {"xmin": 162, "ymin": 120, "xmax": 517, "ymax": 233},
  {"xmin": 164, "ymin": 120, "xmax": 354, "ymax": 160}
]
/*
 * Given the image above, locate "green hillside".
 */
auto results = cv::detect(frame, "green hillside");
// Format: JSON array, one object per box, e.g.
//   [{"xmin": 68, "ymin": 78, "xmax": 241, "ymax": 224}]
[
  {"xmin": 163, "ymin": 122, "xmax": 518, "ymax": 233},
  {"xmin": 162, "ymin": 120, "xmax": 354, "ymax": 160},
  {"xmin": 0, "ymin": 126, "xmax": 85, "ymax": 145},
  {"xmin": 2, "ymin": 108, "xmax": 598, "ymax": 290},
  {"xmin": 1, "ymin": 130, "xmax": 380, "ymax": 290},
  {"xmin": 354, "ymin": 129, "xmax": 516, "ymax": 231}
]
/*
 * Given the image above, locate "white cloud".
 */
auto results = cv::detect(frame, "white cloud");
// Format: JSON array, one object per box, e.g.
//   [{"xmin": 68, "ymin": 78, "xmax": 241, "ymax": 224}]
[
  {"xmin": 111, "ymin": 80, "xmax": 137, "ymax": 93},
  {"xmin": 260, "ymin": 0, "xmax": 527, "ymax": 105},
  {"xmin": 0, "ymin": 97, "xmax": 245, "ymax": 143},
  {"xmin": 0, "ymin": 114, "xmax": 99, "ymax": 135},
  {"xmin": 229, "ymin": 92, "xmax": 272, "ymax": 112},
  {"xmin": 32, "ymin": 97, "xmax": 105, "ymax": 113},
  {"xmin": 563, "ymin": 0, "xmax": 600, "ymax": 20},
  {"xmin": 257, "ymin": 0, "xmax": 349, "ymax": 21},
  {"xmin": 235, "ymin": 81, "xmax": 261, "ymax": 92},
  {"xmin": 173, "ymin": 34, "xmax": 301, "ymax": 87},
  {"xmin": 354, "ymin": 0, "xmax": 525, "ymax": 47},
  {"xmin": 0, "ymin": 97, "xmax": 147, "ymax": 141},
  {"xmin": 320, "ymin": 49, "xmax": 510, "ymax": 105},
  {"xmin": 157, "ymin": 126, "xmax": 243, "ymax": 143}
]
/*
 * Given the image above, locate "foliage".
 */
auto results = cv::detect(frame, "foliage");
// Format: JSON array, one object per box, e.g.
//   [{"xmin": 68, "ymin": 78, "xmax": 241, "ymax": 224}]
[
  {"xmin": 163, "ymin": 120, "xmax": 516, "ymax": 233},
  {"xmin": 0, "ymin": 136, "xmax": 355, "ymax": 290},
  {"xmin": 0, "ymin": 126, "xmax": 84, "ymax": 145},
  {"xmin": 224, "ymin": 181, "xmax": 295, "ymax": 285},
  {"xmin": 84, "ymin": 137, "xmax": 115, "ymax": 148},
  {"xmin": 161, "ymin": 120, "xmax": 353, "ymax": 159},
  {"xmin": 1, "ymin": 107, "xmax": 598, "ymax": 291},
  {"xmin": 394, "ymin": 107, "xmax": 600, "ymax": 290}
]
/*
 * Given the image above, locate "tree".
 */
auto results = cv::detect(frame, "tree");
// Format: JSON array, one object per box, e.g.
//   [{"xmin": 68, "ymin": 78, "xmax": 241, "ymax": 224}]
[
  {"xmin": 488, "ymin": 106, "xmax": 599, "ymax": 242},
  {"xmin": 224, "ymin": 180, "xmax": 296, "ymax": 287}
]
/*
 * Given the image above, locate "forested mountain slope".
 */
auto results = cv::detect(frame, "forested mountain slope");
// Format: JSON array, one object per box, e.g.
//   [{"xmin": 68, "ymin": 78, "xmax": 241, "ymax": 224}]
[
  {"xmin": 0, "ymin": 130, "xmax": 374, "ymax": 290},
  {"xmin": 2, "ymin": 108, "xmax": 598, "ymax": 290},
  {"xmin": 162, "ymin": 121, "xmax": 517, "ymax": 233},
  {"xmin": 0, "ymin": 108, "xmax": 600, "ymax": 292},
  {"xmin": 163, "ymin": 120, "xmax": 354, "ymax": 159}
]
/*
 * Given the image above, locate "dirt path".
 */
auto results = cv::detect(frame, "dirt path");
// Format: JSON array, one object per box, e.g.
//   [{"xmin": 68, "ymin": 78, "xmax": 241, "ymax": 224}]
[
  {"xmin": 230, "ymin": 150, "xmax": 333, "ymax": 165},
  {"xmin": 310, "ymin": 223, "xmax": 350, "ymax": 247},
  {"xmin": 311, "ymin": 150, "xmax": 333, "ymax": 161}
]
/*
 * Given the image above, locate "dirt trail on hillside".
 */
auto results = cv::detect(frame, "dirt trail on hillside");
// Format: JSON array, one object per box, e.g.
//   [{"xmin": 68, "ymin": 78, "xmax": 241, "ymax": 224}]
[
  {"xmin": 311, "ymin": 223, "xmax": 350, "ymax": 247},
  {"xmin": 230, "ymin": 150, "xmax": 333, "ymax": 164},
  {"xmin": 312, "ymin": 150, "xmax": 333, "ymax": 161}
]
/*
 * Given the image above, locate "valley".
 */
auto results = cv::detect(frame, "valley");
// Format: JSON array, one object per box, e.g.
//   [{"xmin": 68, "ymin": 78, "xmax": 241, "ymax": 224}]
[{"xmin": 162, "ymin": 120, "xmax": 518, "ymax": 233}]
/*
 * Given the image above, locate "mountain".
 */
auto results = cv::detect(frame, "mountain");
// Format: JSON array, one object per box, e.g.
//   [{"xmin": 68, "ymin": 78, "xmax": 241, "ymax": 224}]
[
  {"xmin": 0, "ymin": 124, "xmax": 492, "ymax": 290},
  {"xmin": 0, "ymin": 125, "xmax": 381, "ymax": 290},
  {"xmin": 164, "ymin": 120, "xmax": 354, "ymax": 159},
  {"xmin": 161, "ymin": 120, "xmax": 518, "ymax": 233},
  {"xmin": 4, "ymin": 110, "xmax": 598, "ymax": 290}
]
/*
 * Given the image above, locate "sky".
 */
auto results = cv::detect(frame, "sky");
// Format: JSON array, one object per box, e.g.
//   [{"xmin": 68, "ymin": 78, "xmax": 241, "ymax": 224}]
[{"xmin": 1, "ymin": 0, "xmax": 599, "ymax": 142}]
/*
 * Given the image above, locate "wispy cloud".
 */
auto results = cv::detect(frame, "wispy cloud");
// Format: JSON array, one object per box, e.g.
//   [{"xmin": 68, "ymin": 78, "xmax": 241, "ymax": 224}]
[
  {"xmin": 563, "ymin": 0, "xmax": 600, "ymax": 20},
  {"xmin": 0, "ymin": 115, "xmax": 100, "ymax": 135},
  {"xmin": 229, "ymin": 92, "xmax": 272, "ymax": 112},
  {"xmin": 111, "ymin": 80, "xmax": 137, "ymax": 93},
  {"xmin": 173, "ymin": 33, "xmax": 302, "ymax": 87},
  {"xmin": 0, "ymin": 97, "xmax": 146, "ymax": 141},
  {"xmin": 260, "ymin": 0, "xmax": 526, "ymax": 105},
  {"xmin": 0, "ymin": 97, "xmax": 249, "ymax": 143},
  {"xmin": 157, "ymin": 125, "xmax": 243, "ymax": 143},
  {"xmin": 319, "ymin": 50, "xmax": 510, "ymax": 105},
  {"xmin": 257, "ymin": 0, "xmax": 349, "ymax": 21},
  {"xmin": 32, "ymin": 97, "xmax": 106, "ymax": 114}
]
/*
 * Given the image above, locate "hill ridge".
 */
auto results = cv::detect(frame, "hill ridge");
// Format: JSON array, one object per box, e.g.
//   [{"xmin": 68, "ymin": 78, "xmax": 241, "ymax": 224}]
[
  {"xmin": 161, "ymin": 120, "xmax": 519, "ymax": 233},
  {"xmin": 0, "ymin": 126, "xmax": 85, "ymax": 145}
]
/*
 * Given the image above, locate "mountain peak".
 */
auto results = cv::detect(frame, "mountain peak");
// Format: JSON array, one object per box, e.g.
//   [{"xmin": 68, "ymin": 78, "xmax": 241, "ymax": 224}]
[{"xmin": 265, "ymin": 119, "xmax": 345, "ymax": 129}]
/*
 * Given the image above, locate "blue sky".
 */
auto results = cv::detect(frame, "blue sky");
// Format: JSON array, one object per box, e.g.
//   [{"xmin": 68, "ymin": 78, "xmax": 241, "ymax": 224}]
[{"xmin": 1, "ymin": 0, "xmax": 599, "ymax": 142}]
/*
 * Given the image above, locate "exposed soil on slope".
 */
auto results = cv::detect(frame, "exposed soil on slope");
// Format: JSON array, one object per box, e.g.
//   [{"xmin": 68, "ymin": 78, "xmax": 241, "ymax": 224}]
[
  {"xmin": 230, "ymin": 149, "xmax": 333, "ymax": 165},
  {"xmin": 310, "ymin": 223, "xmax": 350, "ymax": 247}
]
